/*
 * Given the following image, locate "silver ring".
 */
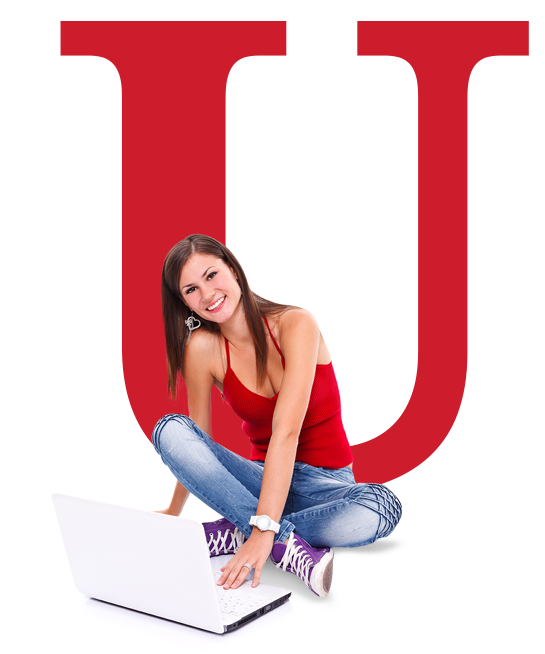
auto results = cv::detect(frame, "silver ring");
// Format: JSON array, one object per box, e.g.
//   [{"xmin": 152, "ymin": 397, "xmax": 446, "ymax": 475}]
[{"xmin": 242, "ymin": 563, "xmax": 253, "ymax": 571}]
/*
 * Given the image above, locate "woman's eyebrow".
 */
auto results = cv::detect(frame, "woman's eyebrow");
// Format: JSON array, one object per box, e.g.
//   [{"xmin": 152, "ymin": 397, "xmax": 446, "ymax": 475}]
[{"xmin": 181, "ymin": 267, "xmax": 214, "ymax": 289}]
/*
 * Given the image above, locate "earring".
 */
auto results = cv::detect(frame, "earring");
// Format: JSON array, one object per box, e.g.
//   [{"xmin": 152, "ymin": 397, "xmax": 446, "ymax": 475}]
[{"xmin": 184, "ymin": 311, "xmax": 201, "ymax": 344}]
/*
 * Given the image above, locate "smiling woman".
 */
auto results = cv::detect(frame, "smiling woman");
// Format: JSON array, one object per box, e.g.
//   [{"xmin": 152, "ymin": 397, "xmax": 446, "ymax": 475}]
[
  {"xmin": 161, "ymin": 234, "xmax": 296, "ymax": 396},
  {"xmin": 153, "ymin": 234, "xmax": 402, "ymax": 598}
]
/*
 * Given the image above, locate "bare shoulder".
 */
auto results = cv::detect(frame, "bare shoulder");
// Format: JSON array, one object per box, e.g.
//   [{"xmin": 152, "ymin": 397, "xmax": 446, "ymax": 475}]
[
  {"xmin": 277, "ymin": 308, "xmax": 319, "ymax": 334},
  {"xmin": 275, "ymin": 309, "xmax": 320, "ymax": 353},
  {"xmin": 275, "ymin": 308, "xmax": 331, "ymax": 365},
  {"xmin": 185, "ymin": 327, "xmax": 216, "ymax": 357},
  {"xmin": 184, "ymin": 328, "xmax": 222, "ymax": 379}
]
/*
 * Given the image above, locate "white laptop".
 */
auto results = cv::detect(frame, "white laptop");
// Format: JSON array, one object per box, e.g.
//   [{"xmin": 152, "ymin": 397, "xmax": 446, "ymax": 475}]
[{"xmin": 52, "ymin": 494, "xmax": 291, "ymax": 633}]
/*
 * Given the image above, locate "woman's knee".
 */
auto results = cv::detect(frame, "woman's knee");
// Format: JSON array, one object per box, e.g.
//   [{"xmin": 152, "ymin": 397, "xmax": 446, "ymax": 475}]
[
  {"xmin": 152, "ymin": 412, "xmax": 190, "ymax": 442},
  {"xmin": 152, "ymin": 413, "xmax": 196, "ymax": 459},
  {"xmin": 350, "ymin": 483, "xmax": 402, "ymax": 541}
]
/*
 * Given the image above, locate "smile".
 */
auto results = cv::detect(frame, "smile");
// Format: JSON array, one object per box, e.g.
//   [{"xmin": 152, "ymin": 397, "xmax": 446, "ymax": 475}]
[{"xmin": 206, "ymin": 296, "xmax": 226, "ymax": 312}]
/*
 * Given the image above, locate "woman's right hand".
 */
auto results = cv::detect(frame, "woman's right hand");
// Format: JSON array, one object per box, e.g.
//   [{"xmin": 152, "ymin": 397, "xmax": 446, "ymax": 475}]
[{"xmin": 153, "ymin": 481, "xmax": 190, "ymax": 517}]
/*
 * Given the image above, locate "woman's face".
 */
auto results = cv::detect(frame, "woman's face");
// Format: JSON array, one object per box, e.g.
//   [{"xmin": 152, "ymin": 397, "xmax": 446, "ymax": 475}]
[{"xmin": 179, "ymin": 253, "xmax": 242, "ymax": 324}]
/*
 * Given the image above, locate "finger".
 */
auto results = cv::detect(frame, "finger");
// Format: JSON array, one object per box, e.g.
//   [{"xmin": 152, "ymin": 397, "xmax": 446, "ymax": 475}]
[
  {"xmin": 252, "ymin": 567, "xmax": 263, "ymax": 588},
  {"xmin": 223, "ymin": 565, "xmax": 243, "ymax": 589},
  {"xmin": 217, "ymin": 562, "xmax": 235, "ymax": 585},
  {"xmin": 230, "ymin": 563, "xmax": 252, "ymax": 589},
  {"xmin": 218, "ymin": 560, "xmax": 239, "ymax": 587},
  {"xmin": 224, "ymin": 561, "xmax": 251, "ymax": 589}
]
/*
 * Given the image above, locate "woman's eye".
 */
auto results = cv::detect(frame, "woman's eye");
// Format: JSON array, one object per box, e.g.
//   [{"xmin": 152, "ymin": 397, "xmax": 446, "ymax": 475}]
[
  {"xmin": 185, "ymin": 271, "xmax": 218, "ymax": 295},
  {"xmin": 185, "ymin": 287, "xmax": 196, "ymax": 295}
]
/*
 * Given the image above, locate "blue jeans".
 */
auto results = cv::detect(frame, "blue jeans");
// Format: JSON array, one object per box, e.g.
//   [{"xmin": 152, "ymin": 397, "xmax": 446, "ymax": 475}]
[{"xmin": 152, "ymin": 414, "xmax": 402, "ymax": 548}]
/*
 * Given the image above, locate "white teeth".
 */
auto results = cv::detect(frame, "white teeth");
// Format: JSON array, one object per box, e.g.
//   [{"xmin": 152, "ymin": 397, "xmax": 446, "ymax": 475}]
[{"xmin": 207, "ymin": 296, "xmax": 225, "ymax": 311}]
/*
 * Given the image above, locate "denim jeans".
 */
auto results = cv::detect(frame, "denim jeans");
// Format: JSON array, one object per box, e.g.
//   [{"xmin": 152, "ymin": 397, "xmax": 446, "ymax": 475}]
[{"xmin": 152, "ymin": 414, "xmax": 402, "ymax": 548}]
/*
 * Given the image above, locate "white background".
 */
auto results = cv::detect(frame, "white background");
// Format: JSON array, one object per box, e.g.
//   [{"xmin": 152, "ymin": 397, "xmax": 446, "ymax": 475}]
[
  {"xmin": 310, "ymin": 234, "xmax": 402, "ymax": 317},
  {"xmin": 0, "ymin": 0, "xmax": 545, "ymax": 654}
]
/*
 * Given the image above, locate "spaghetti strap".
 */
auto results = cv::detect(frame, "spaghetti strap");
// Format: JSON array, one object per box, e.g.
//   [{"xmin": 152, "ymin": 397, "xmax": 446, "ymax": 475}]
[
  {"xmin": 224, "ymin": 337, "xmax": 231, "ymax": 368},
  {"xmin": 264, "ymin": 317, "xmax": 285, "ymax": 367}
]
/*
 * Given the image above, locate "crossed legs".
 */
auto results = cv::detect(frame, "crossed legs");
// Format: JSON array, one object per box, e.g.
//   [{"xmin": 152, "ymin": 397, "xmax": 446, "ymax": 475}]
[{"xmin": 152, "ymin": 413, "xmax": 402, "ymax": 548}]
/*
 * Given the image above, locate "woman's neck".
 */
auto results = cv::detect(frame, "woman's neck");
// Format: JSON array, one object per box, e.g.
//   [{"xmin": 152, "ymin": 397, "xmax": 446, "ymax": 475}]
[{"xmin": 219, "ymin": 304, "xmax": 255, "ymax": 350}]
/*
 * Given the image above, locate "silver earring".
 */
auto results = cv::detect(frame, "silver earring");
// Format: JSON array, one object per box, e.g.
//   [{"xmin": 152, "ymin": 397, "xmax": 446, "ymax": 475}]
[{"xmin": 185, "ymin": 311, "xmax": 201, "ymax": 344}]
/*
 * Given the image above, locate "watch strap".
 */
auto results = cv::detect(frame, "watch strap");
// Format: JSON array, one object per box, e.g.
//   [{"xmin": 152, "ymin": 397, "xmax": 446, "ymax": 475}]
[{"xmin": 249, "ymin": 514, "xmax": 280, "ymax": 533}]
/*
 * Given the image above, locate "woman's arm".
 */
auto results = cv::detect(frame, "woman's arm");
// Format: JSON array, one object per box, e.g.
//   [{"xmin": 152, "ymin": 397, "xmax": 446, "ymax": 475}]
[
  {"xmin": 184, "ymin": 329, "xmax": 215, "ymax": 435},
  {"xmin": 155, "ymin": 330, "xmax": 216, "ymax": 516},
  {"xmin": 218, "ymin": 309, "xmax": 320, "ymax": 589},
  {"xmin": 155, "ymin": 480, "xmax": 190, "ymax": 516},
  {"xmin": 256, "ymin": 309, "xmax": 320, "ymax": 520}
]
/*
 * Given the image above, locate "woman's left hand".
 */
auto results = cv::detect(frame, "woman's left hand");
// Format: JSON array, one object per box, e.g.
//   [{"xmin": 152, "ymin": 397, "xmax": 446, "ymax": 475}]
[{"xmin": 217, "ymin": 528, "xmax": 276, "ymax": 590}]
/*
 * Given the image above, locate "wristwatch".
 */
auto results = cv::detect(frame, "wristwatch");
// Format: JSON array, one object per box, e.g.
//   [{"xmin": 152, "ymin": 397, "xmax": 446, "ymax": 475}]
[{"xmin": 249, "ymin": 514, "xmax": 280, "ymax": 533}]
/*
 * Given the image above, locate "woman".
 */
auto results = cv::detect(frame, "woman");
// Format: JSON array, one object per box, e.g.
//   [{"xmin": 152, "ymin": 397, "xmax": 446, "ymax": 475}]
[{"xmin": 153, "ymin": 234, "xmax": 401, "ymax": 598}]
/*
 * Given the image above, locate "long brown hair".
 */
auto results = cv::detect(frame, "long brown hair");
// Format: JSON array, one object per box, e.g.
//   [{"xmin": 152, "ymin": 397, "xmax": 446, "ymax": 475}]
[{"xmin": 162, "ymin": 234, "xmax": 296, "ymax": 399}]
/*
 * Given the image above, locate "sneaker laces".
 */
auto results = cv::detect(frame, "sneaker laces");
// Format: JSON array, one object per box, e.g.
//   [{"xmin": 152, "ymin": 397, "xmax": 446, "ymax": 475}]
[
  {"xmin": 207, "ymin": 527, "xmax": 245, "ymax": 556},
  {"xmin": 274, "ymin": 533, "xmax": 313, "ymax": 587}
]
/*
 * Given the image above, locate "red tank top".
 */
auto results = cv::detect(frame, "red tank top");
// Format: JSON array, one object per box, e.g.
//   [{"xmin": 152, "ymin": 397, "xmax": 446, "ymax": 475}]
[{"xmin": 221, "ymin": 317, "xmax": 353, "ymax": 469}]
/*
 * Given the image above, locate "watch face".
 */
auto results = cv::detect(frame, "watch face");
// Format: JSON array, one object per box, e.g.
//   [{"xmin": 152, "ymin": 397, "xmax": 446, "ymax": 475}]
[{"xmin": 257, "ymin": 516, "xmax": 270, "ymax": 531}]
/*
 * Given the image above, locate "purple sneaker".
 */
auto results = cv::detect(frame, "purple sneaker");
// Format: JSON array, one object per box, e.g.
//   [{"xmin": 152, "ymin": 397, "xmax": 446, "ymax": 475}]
[
  {"xmin": 270, "ymin": 532, "xmax": 334, "ymax": 597},
  {"xmin": 203, "ymin": 517, "xmax": 246, "ymax": 557}
]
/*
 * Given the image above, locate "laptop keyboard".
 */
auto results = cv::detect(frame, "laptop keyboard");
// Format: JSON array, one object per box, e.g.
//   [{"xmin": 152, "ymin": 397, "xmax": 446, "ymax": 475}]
[
  {"xmin": 214, "ymin": 573, "xmax": 265, "ymax": 617},
  {"xmin": 217, "ymin": 591, "xmax": 264, "ymax": 617}
]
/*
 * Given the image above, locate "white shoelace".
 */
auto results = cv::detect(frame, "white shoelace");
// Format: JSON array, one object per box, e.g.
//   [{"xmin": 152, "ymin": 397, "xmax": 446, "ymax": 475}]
[
  {"xmin": 208, "ymin": 527, "xmax": 246, "ymax": 556},
  {"xmin": 274, "ymin": 533, "xmax": 313, "ymax": 587}
]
